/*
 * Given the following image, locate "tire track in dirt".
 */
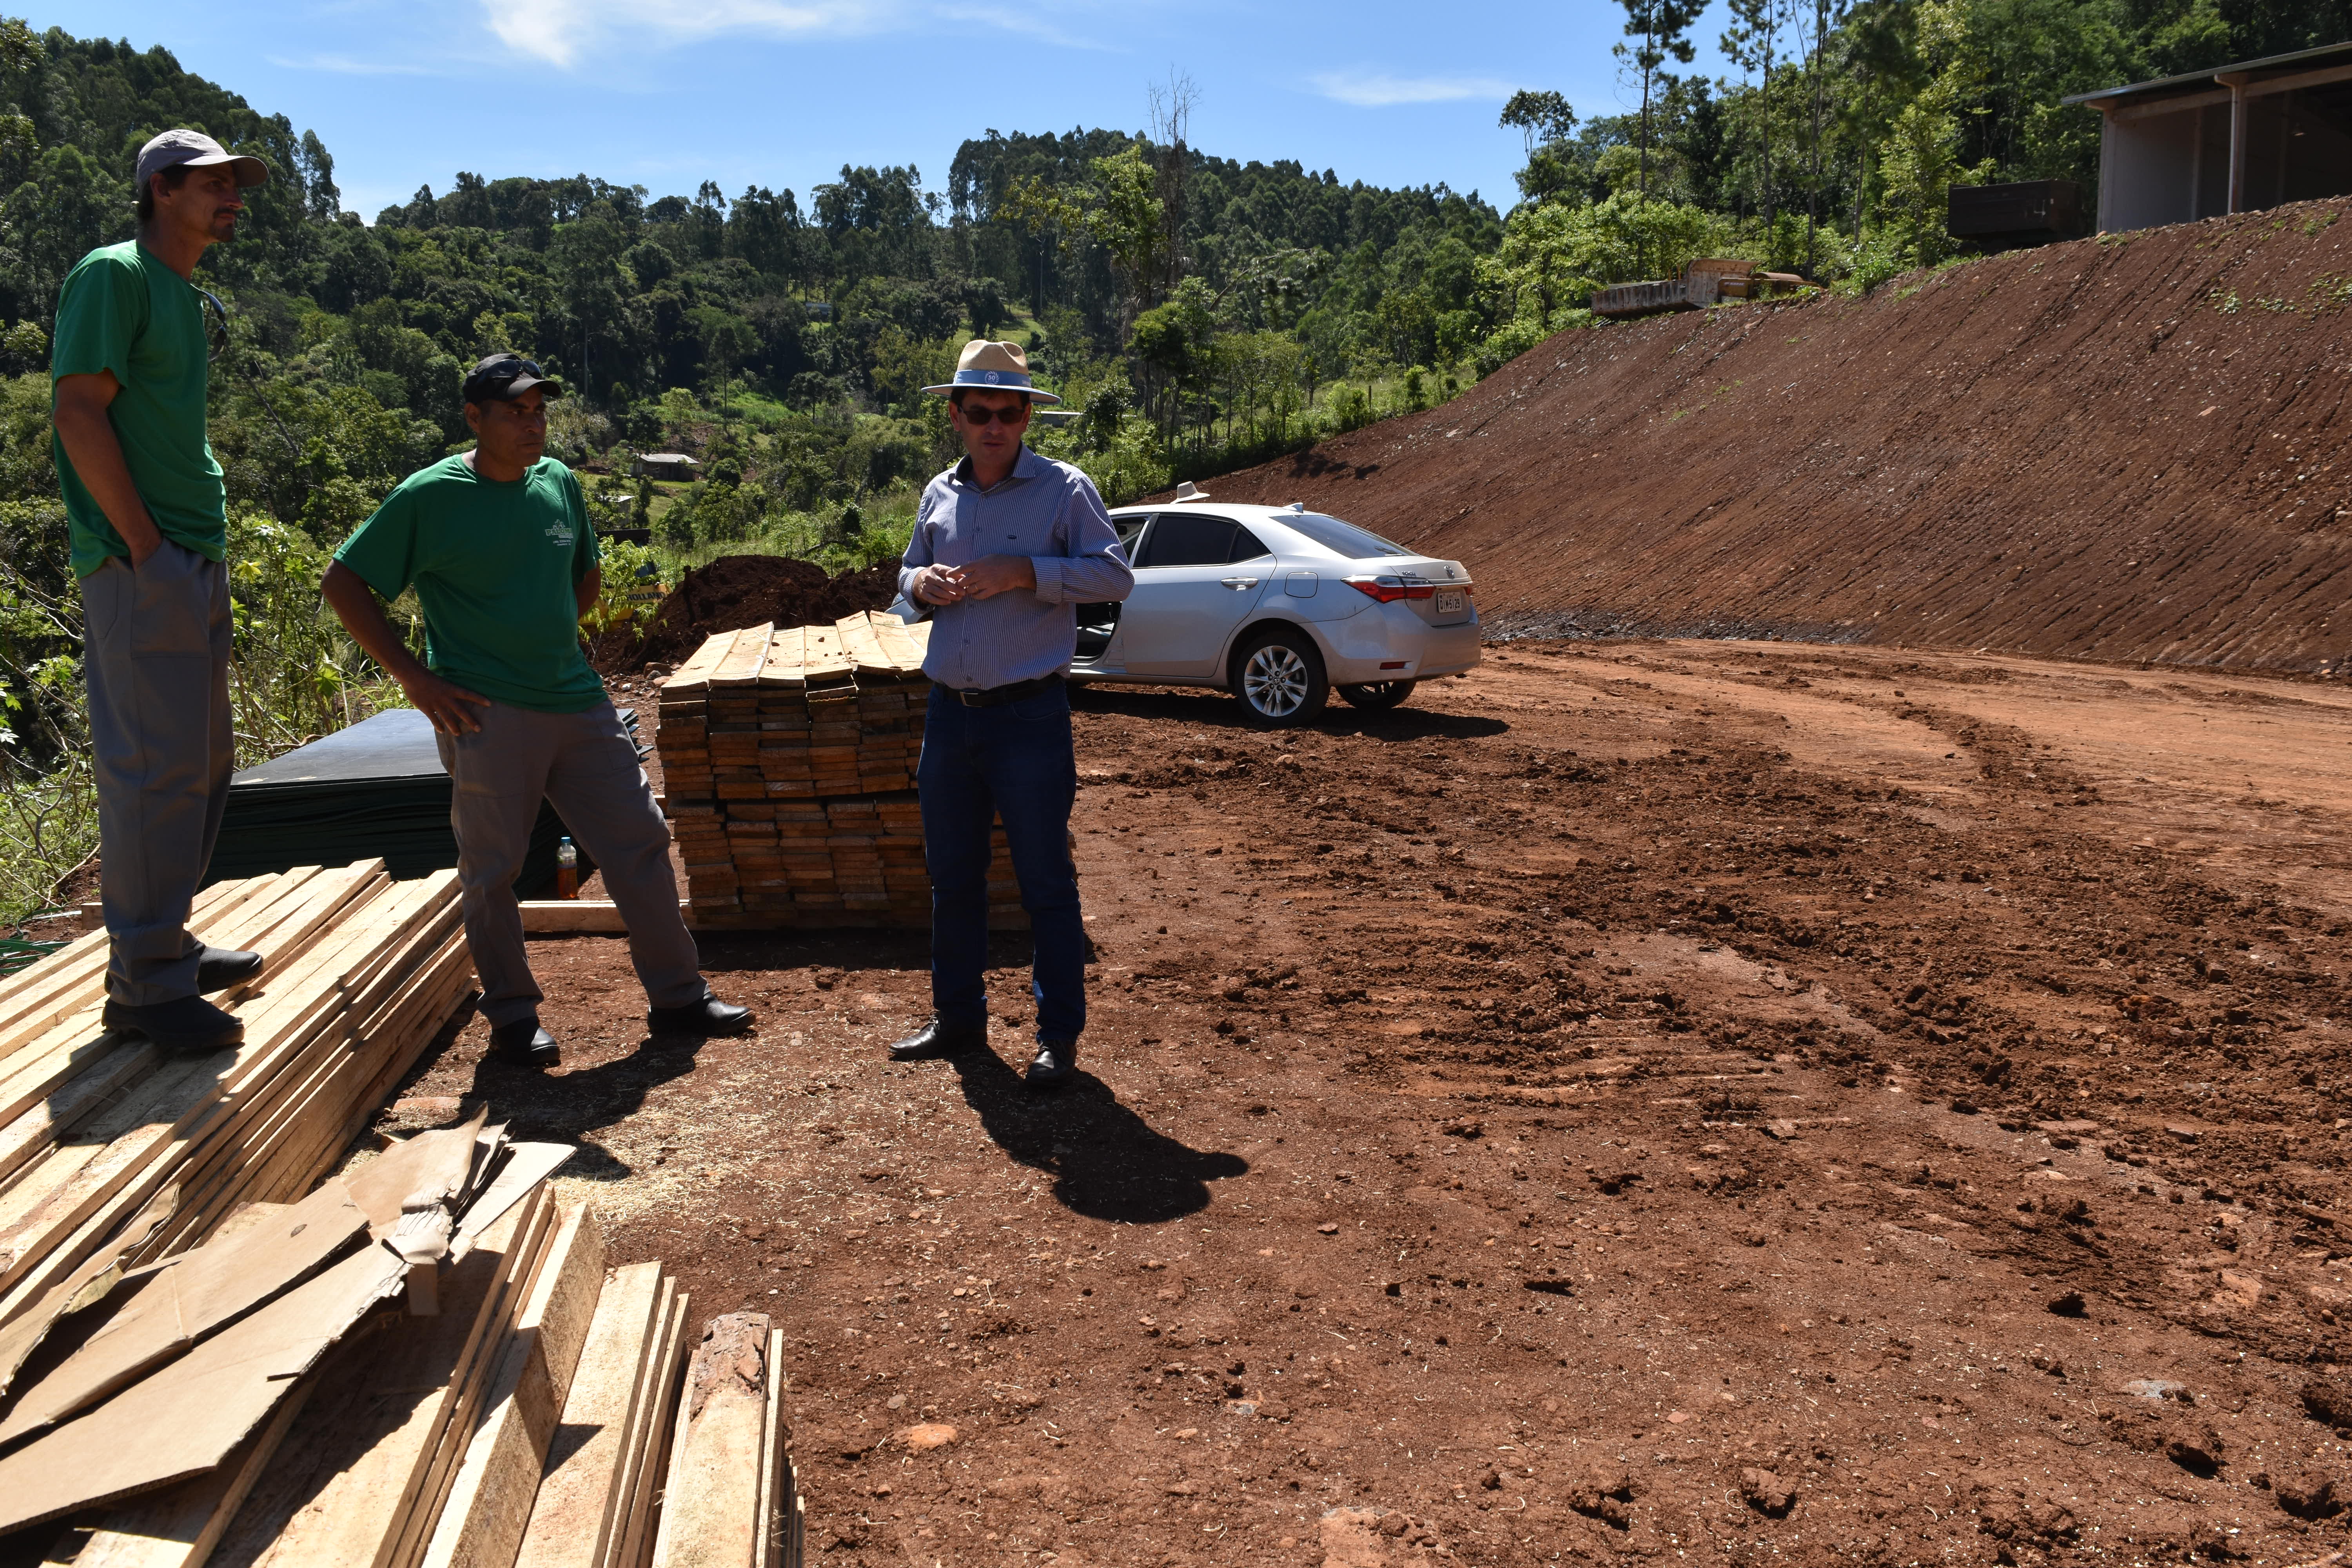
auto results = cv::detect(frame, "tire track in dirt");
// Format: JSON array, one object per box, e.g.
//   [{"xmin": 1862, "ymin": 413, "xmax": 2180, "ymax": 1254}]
[{"xmin": 369, "ymin": 644, "xmax": 2352, "ymax": 1565}]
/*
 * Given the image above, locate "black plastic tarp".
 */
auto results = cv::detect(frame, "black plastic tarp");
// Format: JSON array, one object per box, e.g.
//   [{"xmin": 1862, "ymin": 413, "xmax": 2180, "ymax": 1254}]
[{"xmin": 205, "ymin": 707, "xmax": 636, "ymax": 893}]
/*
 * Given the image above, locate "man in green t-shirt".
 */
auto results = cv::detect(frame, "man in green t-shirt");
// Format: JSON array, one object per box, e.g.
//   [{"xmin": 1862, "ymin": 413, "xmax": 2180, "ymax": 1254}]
[
  {"xmin": 52, "ymin": 130, "xmax": 269, "ymax": 1054},
  {"xmin": 323, "ymin": 354, "xmax": 751, "ymax": 1067}
]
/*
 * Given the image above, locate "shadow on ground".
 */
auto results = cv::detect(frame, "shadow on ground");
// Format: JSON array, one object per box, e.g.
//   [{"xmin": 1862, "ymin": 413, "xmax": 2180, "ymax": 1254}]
[
  {"xmin": 1070, "ymin": 684, "xmax": 1508, "ymax": 741},
  {"xmin": 937, "ymin": 1046, "xmax": 1247, "ymax": 1223}
]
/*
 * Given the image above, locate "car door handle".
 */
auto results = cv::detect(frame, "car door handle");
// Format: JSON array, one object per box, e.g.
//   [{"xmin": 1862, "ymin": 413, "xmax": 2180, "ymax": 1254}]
[{"xmin": 1220, "ymin": 577, "xmax": 1259, "ymax": 590}]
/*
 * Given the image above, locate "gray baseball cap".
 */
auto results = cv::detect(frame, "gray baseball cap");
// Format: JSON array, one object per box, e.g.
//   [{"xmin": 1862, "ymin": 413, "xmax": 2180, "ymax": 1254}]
[{"xmin": 134, "ymin": 129, "xmax": 269, "ymax": 192}]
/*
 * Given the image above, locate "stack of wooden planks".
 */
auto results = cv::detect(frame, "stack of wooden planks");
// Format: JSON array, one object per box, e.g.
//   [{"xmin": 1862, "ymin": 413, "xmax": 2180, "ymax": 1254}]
[
  {"xmin": 655, "ymin": 611, "xmax": 1019, "ymax": 929},
  {"xmin": 0, "ymin": 864, "xmax": 802, "ymax": 1568},
  {"xmin": 0, "ymin": 859, "xmax": 474, "ymax": 1368}
]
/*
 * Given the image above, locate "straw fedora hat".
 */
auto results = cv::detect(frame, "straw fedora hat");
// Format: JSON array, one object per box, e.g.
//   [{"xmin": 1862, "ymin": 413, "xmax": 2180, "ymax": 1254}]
[{"xmin": 922, "ymin": 339, "xmax": 1062, "ymax": 404}]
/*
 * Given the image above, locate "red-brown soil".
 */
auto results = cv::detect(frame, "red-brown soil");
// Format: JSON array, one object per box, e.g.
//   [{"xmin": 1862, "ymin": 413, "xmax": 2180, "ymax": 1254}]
[
  {"xmin": 594, "ymin": 557, "xmax": 898, "ymax": 672},
  {"xmin": 380, "ymin": 641, "xmax": 2352, "ymax": 1566},
  {"xmin": 1181, "ymin": 200, "xmax": 2352, "ymax": 673}
]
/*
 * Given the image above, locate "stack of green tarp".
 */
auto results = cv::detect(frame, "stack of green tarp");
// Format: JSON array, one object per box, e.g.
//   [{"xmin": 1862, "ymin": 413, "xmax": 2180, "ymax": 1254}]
[{"xmin": 204, "ymin": 707, "xmax": 633, "ymax": 893}]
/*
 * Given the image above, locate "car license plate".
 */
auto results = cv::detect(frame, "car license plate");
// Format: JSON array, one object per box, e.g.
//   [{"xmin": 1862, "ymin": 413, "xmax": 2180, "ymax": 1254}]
[{"xmin": 1434, "ymin": 588, "xmax": 1466, "ymax": 615}]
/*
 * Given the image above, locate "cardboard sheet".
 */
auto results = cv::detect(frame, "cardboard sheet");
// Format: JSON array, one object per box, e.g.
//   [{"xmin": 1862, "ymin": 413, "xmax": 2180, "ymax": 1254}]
[
  {"xmin": 0, "ymin": 1242, "xmax": 407, "ymax": 1533},
  {"xmin": 0, "ymin": 1179, "xmax": 367, "ymax": 1441}
]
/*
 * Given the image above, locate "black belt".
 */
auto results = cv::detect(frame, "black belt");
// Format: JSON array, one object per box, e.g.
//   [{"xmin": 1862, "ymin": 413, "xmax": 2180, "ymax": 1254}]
[{"xmin": 949, "ymin": 673, "xmax": 1063, "ymax": 708}]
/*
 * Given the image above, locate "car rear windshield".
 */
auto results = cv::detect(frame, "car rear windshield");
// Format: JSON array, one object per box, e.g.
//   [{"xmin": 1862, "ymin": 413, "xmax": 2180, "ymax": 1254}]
[{"xmin": 1282, "ymin": 512, "xmax": 1410, "ymax": 559}]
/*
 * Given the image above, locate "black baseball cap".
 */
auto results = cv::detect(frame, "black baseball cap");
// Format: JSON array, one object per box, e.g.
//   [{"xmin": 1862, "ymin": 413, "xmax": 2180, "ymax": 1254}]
[{"xmin": 462, "ymin": 352, "xmax": 564, "ymax": 406}]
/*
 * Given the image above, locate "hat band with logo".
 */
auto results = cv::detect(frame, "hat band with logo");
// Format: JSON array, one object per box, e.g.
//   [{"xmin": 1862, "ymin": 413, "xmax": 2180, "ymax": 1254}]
[{"xmin": 953, "ymin": 368, "xmax": 1034, "ymax": 389}]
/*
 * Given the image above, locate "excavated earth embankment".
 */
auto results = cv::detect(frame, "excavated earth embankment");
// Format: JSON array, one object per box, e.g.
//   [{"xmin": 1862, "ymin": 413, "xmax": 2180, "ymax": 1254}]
[{"xmin": 1189, "ymin": 198, "xmax": 2352, "ymax": 672}]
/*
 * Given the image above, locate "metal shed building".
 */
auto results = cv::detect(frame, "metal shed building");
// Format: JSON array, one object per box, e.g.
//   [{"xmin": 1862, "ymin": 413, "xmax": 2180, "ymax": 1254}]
[{"xmin": 2063, "ymin": 40, "xmax": 2352, "ymax": 232}]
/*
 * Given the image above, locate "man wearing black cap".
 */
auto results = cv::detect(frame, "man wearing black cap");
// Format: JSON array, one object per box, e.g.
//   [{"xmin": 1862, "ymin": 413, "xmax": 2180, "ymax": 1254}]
[
  {"xmin": 321, "ymin": 354, "xmax": 750, "ymax": 1066},
  {"xmin": 51, "ymin": 130, "xmax": 270, "ymax": 1053}
]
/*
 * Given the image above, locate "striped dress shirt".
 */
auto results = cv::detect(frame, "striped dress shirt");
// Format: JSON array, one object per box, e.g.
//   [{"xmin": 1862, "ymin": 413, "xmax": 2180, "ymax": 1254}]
[{"xmin": 898, "ymin": 446, "xmax": 1135, "ymax": 691}]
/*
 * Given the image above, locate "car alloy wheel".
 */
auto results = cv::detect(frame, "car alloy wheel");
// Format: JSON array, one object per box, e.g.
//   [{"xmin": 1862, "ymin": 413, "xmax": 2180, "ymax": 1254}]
[
  {"xmin": 1232, "ymin": 629, "xmax": 1329, "ymax": 727},
  {"xmin": 1338, "ymin": 680, "xmax": 1416, "ymax": 710}
]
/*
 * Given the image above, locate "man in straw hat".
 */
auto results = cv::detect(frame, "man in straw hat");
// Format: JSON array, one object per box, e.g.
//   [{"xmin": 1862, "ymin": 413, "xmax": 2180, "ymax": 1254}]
[
  {"xmin": 887, "ymin": 340, "xmax": 1133, "ymax": 1089},
  {"xmin": 51, "ymin": 130, "xmax": 271, "ymax": 1054}
]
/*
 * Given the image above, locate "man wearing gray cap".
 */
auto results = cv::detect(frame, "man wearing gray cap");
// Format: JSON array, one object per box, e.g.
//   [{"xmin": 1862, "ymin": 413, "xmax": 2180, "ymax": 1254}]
[{"xmin": 51, "ymin": 130, "xmax": 269, "ymax": 1054}]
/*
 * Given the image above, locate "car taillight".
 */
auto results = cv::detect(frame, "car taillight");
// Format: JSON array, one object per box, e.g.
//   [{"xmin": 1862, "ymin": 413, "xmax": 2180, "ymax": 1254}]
[
  {"xmin": 1344, "ymin": 575, "xmax": 1409, "ymax": 603},
  {"xmin": 1403, "ymin": 583, "xmax": 1437, "ymax": 600}
]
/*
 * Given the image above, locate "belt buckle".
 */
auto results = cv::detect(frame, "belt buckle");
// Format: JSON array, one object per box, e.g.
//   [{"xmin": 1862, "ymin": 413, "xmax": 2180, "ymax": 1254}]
[{"xmin": 957, "ymin": 688, "xmax": 987, "ymax": 708}]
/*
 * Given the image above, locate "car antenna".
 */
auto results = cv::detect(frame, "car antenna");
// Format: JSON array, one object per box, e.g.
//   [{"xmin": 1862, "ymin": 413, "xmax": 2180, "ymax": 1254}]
[{"xmin": 1288, "ymin": 501, "xmax": 1305, "ymax": 511}]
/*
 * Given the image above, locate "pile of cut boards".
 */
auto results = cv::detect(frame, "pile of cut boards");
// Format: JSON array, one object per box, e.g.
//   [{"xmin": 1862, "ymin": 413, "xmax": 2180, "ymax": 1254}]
[
  {"xmin": 0, "ymin": 860, "xmax": 474, "ymax": 1321},
  {"xmin": 0, "ymin": 1114, "xmax": 800, "ymax": 1568},
  {"xmin": 655, "ymin": 611, "xmax": 1020, "ymax": 929},
  {"xmin": 0, "ymin": 863, "xmax": 802, "ymax": 1568}
]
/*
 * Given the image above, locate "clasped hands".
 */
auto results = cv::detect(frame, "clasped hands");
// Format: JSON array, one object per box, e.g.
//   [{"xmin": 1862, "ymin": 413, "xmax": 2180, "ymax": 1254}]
[{"xmin": 912, "ymin": 554, "xmax": 1036, "ymax": 607}]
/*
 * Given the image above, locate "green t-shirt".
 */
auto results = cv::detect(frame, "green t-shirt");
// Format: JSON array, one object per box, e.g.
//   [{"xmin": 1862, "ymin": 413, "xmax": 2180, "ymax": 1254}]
[
  {"xmin": 335, "ymin": 456, "xmax": 605, "ymax": 714},
  {"xmin": 51, "ymin": 240, "xmax": 225, "ymax": 579}
]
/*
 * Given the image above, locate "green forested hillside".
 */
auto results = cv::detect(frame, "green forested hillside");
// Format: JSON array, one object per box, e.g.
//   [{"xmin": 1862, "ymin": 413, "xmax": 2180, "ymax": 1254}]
[{"xmin": 0, "ymin": 1, "xmax": 2334, "ymax": 916}]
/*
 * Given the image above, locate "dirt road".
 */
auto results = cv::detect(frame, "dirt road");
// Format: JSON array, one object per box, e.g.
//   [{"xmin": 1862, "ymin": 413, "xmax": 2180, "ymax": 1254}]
[{"xmin": 383, "ymin": 642, "xmax": 2352, "ymax": 1566}]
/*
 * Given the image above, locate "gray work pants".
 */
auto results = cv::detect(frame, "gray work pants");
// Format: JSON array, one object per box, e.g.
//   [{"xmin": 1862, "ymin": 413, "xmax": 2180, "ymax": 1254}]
[
  {"xmin": 83, "ymin": 542, "xmax": 235, "ymax": 1007},
  {"xmin": 434, "ymin": 699, "xmax": 706, "ymax": 1028}
]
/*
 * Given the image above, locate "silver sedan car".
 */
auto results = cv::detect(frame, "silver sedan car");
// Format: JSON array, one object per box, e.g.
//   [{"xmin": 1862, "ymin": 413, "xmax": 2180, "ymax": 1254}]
[{"xmin": 1067, "ymin": 499, "xmax": 1481, "ymax": 726}]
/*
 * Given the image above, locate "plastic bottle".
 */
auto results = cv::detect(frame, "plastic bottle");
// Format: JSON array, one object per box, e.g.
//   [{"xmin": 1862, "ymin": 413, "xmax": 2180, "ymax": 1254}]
[{"xmin": 555, "ymin": 836, "xmax": 579, "ymax": 900}]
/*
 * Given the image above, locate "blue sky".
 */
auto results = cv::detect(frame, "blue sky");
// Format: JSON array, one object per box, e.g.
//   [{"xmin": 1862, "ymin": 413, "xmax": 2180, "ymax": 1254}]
[{"xmin": 39, "ymin": 0, "xmax": 1740, "ymax": 222}]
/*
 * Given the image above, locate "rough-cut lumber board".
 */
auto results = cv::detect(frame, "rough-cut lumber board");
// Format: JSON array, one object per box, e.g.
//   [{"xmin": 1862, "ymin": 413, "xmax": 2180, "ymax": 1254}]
[
  {"xmin": 514, "ymin": 1263, "xmax": 665, "ymax": 1568},
  {"xmin": 756, "ymin": 627, "xmax": 805, "ymax": 691},
  {"xmin": 609, "ymin": 1289, "xmax": 688, "ymax": 1568},
  {"xmin": 63, "ymin": 1377, "xmax": 316, "ymax": 1568},
  {"xmin": 661, "ymin": 633, "xmax": 736, "ymax": 695},
  {"xmin": 797, "ymin": 628, "xmax": 849, "ymax": 684},
  {"xmin": 650, "ymin": 1313, "xmax": 771, "ymax": 1568},
  {"xmin": 450, "ymin": 1146, "xmax": 575, "ymax": 1257},
  {"xmin": 0, "ymin": 1192, "xmax": 174, "ymax": 1397},
  {"xmin": 420, "ymin": 1204, "xmax": 607, "ymax": 1568},
  {"xmin": 207, "ymin": 1200, "xmax": 290, "ymax": 1242},
  {"xmin": 0, "ymin": 1177, "xmax": 367, "ymax": 1441},
  {"xmin": 0, "ymin": 1038, "xmax": 166, "ymax": 1192},
  {"xmin": 593, "ymin": 1276, "xmax": 673, "ymax": 1568},
  {"xmin": 751, "ymin": 1329, "xmax": 786, "ymax": 1568},
  {"xmin": 0, "ymin": 1054, "xmax": 232, "ymax": 1281},
  {"xmin": 516, "ymin": 902, "xmax": 706, "ymax": 935},
  {"xmin": 384, "ymin": 1192, "xmax": 561, "ymax": 1568},
  {"xmin": 707, "ymin": 626, "xmax": 773, "ymax": 690},
  {"xmin": 207, "ymin": 1197, "xmax": 539, "ymax": 1568},
  {"xmin": 349, "ymin": 1109, "xmax": 491, "ymax": 1236},
  {"xmin": 0, "ymin": 1241, "xmax": 407, "ymax": 1534},
  {"xmin": 862, "ymin": 612, "xmax": 927, "ymax": 678}
]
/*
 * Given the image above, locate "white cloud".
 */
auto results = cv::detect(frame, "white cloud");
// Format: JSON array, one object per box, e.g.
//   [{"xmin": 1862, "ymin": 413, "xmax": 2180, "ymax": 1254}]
[
  {"xmin": 1310, "ymin": 69, "xmax": 1517, "ymax": 108},
  {"xmin": 485, "ymin": 0, "xmax": 902, "ymax": 68},
  {"xmin": 266, "ymin": 52, "xmax": 446, "ymax": 76}
]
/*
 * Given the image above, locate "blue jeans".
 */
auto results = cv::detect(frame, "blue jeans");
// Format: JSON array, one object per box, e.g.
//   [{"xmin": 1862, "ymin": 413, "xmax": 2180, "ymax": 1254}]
[{"xmin": 916, "ymin": 681, "xmax": 1085, "ymax": 1041}]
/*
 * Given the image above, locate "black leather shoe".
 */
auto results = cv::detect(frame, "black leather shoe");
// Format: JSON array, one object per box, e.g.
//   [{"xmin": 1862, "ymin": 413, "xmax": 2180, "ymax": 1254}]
[
  {"xmin": 489, "ymin": 1018, "xmax": 561, "ymax": 1069},
  {"xmin": 647, "ymin": 996, "xmax": 753, "ymax": 1036},
  {"xmin": 1026, "ymin": 1036, "xmax": 1079, "ymax": 1091},
  {"xmin": 102, "ymin": 995, "xmax": 244, "ymax": 1053},
  {"xmin": 195, "ymin": 945, "xmax": 263, "ymax": 994},
  {"xmin": 888, "ymin": 1016, "xmax": 985, "ymax": 1062}
]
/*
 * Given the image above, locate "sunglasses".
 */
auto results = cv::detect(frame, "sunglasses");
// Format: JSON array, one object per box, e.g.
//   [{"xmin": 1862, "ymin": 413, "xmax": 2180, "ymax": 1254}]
[
  {"xmin": 475, "ymin": 357, "xmax": 544, "ymax": 386},
  {"xmin": 955, "ymin": 401, "xmax": 1029, "ymax": 426}
]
